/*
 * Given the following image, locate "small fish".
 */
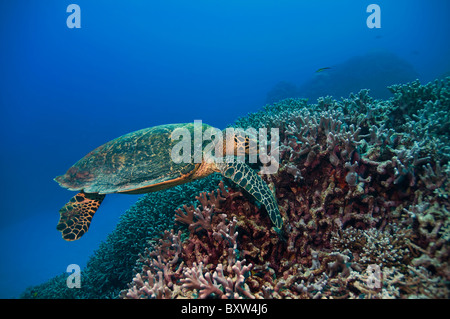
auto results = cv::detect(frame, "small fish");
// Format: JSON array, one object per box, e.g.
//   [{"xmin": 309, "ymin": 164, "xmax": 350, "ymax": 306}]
[{"xmin": 315, "ymin": 67, "xmax": 331, "ymax": 73}]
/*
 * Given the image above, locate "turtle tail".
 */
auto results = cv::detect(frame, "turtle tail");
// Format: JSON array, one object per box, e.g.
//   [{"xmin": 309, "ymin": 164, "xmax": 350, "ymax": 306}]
[{"xmin": 56, "ymin": 192, "xmax": 105, "ymax": 241}]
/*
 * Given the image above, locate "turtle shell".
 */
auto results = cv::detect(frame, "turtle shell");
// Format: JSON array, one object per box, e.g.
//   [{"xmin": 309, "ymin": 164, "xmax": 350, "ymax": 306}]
[{"xmin": 55, "ymin": 123, "xmax": 213, "ymax": 194}]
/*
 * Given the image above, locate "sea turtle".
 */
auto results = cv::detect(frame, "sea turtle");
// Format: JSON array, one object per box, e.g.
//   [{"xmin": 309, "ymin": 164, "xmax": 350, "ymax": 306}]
[{"xmin": 55, "ymin": 123, "xmax": 283, "ymax": 241}]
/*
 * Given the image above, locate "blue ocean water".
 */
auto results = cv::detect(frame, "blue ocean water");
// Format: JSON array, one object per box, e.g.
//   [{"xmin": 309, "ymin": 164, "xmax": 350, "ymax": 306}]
[{"xmin": 0, "ymin": 0, "xmax": 449, "ymax": 298}]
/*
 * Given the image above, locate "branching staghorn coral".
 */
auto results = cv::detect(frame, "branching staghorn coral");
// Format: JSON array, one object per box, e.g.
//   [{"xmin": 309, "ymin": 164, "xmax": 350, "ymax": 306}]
[
  {"xmin": 120, "ymin": 230, "xmax": 183, "ymax": 299},
  {"xmin": 181, "ymin": 260, "xmax": 255, "ymax": 299},
  {"xmin": 331, "ymin": 226, "xmax": 412, "ymax": 267},
  {"xmin": 121, "ymin": 182, "xmax": 258, "ymax": 299}
]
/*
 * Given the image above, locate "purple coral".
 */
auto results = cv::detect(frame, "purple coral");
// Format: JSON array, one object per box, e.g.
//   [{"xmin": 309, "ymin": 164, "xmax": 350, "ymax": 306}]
[{"xmin": 121, "ymin": 185, "xmax": 257, "ymax": 299}]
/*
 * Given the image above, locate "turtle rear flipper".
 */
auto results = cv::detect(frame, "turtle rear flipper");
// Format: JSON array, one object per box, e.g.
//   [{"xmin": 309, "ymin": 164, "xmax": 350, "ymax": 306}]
[
  {"xmin": 56, "ymin": 192, "xmax": 105, "ymax": 241},
  {"xmin": 217, "ymin": 161, "xmax": 283, "ymax": 229}
]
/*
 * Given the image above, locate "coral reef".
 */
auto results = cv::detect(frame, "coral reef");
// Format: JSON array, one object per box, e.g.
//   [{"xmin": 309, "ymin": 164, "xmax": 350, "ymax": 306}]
[
  {"xmin": 22, "ymin": 77, "xmax": 449, "ymax": 299},
  {"xmin": 122, "ymin": 77, "xmax": 449, "ymax": 299},
  {"xmin": 120, "ymin": 182, "xmax": 258, "ymax": 299}
]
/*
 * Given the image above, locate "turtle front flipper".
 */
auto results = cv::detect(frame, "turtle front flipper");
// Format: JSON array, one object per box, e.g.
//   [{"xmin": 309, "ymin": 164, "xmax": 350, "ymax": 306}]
[
  {"xmin": 56, "ymin": 192, "xmax": 105, "ymax": 241},
  {"xmin": 216, "ymin": 162, "xmax": 283, "ymax": 229}
]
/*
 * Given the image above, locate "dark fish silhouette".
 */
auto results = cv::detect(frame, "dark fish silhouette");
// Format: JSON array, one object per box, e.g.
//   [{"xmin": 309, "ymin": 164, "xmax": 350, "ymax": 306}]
[{"xmin": 315, "ymin": 67, "xmax": 331, "ymax": 73}]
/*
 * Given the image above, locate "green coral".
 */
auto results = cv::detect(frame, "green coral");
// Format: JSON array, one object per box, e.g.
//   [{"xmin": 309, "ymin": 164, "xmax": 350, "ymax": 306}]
[{"xmin": 387, "ymin": 77, "xmax": 450, "ymax": 160}]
